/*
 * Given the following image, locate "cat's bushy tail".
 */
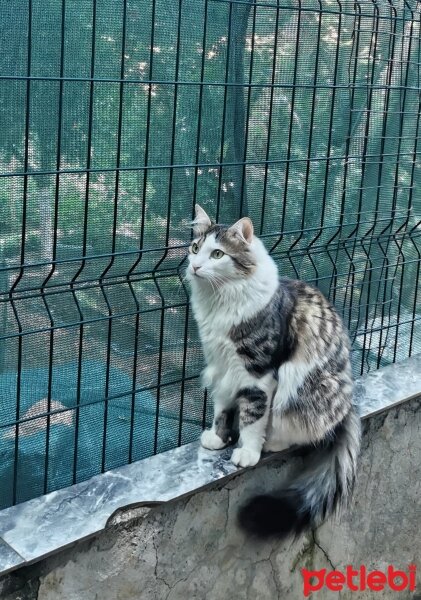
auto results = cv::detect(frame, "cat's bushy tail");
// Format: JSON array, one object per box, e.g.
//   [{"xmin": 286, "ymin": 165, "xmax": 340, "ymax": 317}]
[{"xmin": 238, "ymin": 408, "xmax": 361, "ymax": 538}]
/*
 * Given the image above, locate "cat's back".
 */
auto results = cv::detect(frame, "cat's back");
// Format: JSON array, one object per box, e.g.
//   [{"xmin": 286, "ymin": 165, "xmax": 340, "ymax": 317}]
[{"xmin": 279, "ymin": 277, "xmax": 350, "ymax": 359}]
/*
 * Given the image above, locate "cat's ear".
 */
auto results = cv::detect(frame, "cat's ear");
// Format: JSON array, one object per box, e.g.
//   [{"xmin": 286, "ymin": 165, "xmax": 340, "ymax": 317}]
[
  {"xmin": 192, "ymin": 205, "xmax": 212, "ymax": 237},
  {"xmin": 228, "ymin": 217, "xmax": 254, "ymax": 244}
]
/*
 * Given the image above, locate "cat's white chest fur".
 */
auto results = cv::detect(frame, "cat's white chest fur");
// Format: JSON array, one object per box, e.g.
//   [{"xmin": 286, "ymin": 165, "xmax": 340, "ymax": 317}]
[
  {"xmin": 190, "ymin": 253, "xmax": 279, "ymax": 404},
  {"xmin": 192, "ymin": 298, "xmax": 245, "ymax": 394}
]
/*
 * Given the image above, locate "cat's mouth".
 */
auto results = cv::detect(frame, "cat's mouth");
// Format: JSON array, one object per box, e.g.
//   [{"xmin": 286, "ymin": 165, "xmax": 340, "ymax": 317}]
[{"xmin": 188, "ymin": 265, "xmax": 204, "ymax": 278}]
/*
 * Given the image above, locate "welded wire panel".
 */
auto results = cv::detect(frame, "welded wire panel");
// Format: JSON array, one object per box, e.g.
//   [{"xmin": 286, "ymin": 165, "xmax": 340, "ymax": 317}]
[{"xmin": 0, "ymin": 0, "xmax": 420, "ymax": 508}]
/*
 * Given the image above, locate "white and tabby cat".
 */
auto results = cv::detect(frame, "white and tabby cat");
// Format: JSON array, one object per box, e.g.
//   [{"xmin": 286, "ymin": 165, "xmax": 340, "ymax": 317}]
[{"xmin": 186, "ymin": 205, "xmax": 361, "ymax": 538}]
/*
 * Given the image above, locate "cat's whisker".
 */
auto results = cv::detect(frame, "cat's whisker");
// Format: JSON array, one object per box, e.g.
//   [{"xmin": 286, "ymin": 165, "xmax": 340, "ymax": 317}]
[
  {"xmin": 207, "ymin": 276, "xmax": 220, "ymax": 295},
  {"xmin": 176, "ymin": 270, "xmax": 191, "ymax": 300},
  {"xmin": 208, "ymin": 274, "xmax": 224, "ymax": 292}
]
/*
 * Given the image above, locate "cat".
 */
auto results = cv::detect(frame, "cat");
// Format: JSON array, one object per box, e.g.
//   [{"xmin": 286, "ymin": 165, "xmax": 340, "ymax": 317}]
[{"xmin": 186, "ymin": 204, "xmax": 361, "ymax": 538}]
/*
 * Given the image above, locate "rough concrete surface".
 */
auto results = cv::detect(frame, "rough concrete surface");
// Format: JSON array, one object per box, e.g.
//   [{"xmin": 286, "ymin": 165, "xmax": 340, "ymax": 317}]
[{"xmin": 0, "ymin": 397, "xmax": 420, "ymax": 600}]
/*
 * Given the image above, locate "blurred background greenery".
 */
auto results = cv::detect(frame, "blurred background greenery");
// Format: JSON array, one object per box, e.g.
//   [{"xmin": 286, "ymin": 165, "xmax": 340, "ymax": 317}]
[{"xmin": 0, "ymin": 0, "xmax": 420, "ymax": 483}]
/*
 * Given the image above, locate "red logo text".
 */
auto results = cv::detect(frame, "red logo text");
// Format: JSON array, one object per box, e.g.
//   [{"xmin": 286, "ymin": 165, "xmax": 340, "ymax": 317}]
[{"xmin": 302, "ymin": 565, "xmax": 416, "ymax": 596}]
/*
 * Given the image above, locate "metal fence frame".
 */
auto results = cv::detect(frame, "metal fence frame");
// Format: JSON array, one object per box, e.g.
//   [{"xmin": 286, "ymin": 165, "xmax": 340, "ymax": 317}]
[{"xmin": 0, "ymin": 0, "xmax": 420, "ymax": 507}]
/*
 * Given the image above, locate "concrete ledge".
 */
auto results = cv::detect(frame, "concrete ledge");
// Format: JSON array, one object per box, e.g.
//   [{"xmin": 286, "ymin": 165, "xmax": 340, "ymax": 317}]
[{"xmin": 0, "ymin": 354, "xmax": 420, "ymax": 576}]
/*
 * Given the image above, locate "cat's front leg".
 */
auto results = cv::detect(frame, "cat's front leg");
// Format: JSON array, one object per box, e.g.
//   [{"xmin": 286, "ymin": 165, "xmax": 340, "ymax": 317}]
[
  {"xmin": 231, "ymin": 385, "xmax": 271, "ymax": 468},
  {"xmin": 201, "ymin": 401, "xmax": 238, "ymax": 451},
  {"xmin": 200, "ymin": 367, "xmax": 238, "ymax": 450}
]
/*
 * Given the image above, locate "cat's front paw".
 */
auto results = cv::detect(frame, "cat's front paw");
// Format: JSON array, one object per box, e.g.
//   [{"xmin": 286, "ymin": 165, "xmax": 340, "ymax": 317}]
[
  {"xmin": 231, "ymin": 447, "xmax": 261, "ymax": 467},
  {"xmin": 201, "ymin": 429, "xmax": 227, "ymax": 450}
]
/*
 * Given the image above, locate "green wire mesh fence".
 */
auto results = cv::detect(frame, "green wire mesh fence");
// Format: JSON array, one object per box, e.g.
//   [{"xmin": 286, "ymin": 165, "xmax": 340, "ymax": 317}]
[{"xmin": 0, "ymin": 0, "xmax": 420, "ymax": 507}]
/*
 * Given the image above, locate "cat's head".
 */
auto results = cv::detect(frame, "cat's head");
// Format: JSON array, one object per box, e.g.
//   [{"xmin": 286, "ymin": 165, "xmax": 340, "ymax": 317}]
[{"xmin": 186, "ymin": 205, "xmax": 257, "ymax": 285}]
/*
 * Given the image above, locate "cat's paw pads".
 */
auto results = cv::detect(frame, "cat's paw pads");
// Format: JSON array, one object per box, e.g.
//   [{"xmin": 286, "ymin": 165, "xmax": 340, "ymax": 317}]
[
  {"xmin": 201, "ymin": 429, "xmax": 226, "ymax": 450},
  {"xmin": 231, "ymin": 447, "xmax": 261, "ymax": 468}
]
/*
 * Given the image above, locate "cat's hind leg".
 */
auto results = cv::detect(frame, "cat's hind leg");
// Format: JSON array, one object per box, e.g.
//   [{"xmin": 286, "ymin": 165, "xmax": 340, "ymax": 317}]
[{"xmin": 263, "ymin": 410, "xmax": 317, "ymax": 453}]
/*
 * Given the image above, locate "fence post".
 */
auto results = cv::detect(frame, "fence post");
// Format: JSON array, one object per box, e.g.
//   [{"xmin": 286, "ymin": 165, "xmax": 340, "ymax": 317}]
[
  {"xmin": 0, "ymin": 241, "xmax": 6, "ymax": 372},
  {"xmin": 223, "ymin": 0, "xmax": 253, "ymax": 221}
]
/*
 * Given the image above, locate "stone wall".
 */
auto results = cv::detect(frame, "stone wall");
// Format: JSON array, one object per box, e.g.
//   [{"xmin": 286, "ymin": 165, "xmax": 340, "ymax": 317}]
[{"xmin": 1, "ymin": 397, "xmax": 420, "ymax": 600}]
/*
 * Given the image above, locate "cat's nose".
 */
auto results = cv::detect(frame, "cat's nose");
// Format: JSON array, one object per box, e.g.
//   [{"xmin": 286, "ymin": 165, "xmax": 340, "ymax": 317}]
[{"xmin": 192, "ymin": 265, "xmax": 201, "ymax": 274}]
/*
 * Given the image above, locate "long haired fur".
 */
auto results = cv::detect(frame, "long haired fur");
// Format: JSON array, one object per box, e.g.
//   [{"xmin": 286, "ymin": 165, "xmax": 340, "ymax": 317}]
[
  {"xmin": 238, "ymin": 409, "xmax": 361, "ymax": 537},
  {"xmin": 186, "ymin": 205, "xmax": 361, "ymax": 538}
]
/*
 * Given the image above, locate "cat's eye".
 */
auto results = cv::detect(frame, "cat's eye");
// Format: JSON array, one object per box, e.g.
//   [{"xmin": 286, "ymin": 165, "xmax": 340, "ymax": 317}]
[
  {"xmin": 211, "ymin": 249, "xmax": 224, "ymax": 259},
  {"xmin": 191, "ymin": 242, "xmax": 199, "ymax": 254}
]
